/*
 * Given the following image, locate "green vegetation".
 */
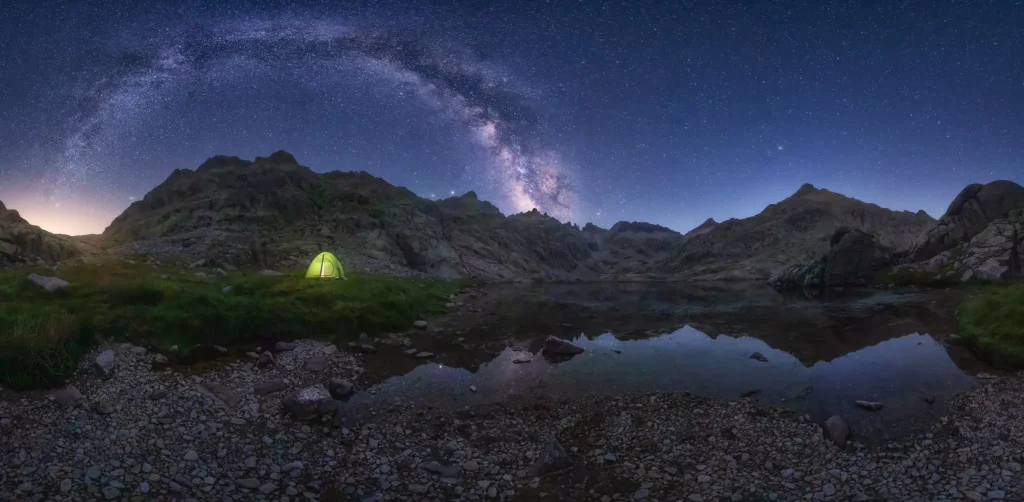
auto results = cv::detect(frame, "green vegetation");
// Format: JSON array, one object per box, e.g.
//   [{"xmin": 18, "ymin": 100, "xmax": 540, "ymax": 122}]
[
  {"xmin": 0, "ymin": 260, "xmax": 458, "ymax": 389},
  {"xmin": 958, "ymin": 283, "xmax": 1024, "ymax": 368}
]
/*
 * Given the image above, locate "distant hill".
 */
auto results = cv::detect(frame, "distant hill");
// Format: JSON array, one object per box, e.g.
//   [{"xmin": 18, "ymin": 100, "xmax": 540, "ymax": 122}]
[
  {"xmin": 99, "ymin": 151, "xmax": 946, "ymax": 282},
  {"xmin": 0, "ymin": 200, "xmax": 81, "ymax": 266}
]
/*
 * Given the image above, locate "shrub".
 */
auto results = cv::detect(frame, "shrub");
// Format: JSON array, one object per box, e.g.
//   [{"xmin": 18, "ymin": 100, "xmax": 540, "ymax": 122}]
[
  {"xmin": 0, "ymin": 308, "xmax": 89, "ymax": 390},
  {"xmin": 958, "ymin": 283, "xmax": 1024, "ymax": 368}
]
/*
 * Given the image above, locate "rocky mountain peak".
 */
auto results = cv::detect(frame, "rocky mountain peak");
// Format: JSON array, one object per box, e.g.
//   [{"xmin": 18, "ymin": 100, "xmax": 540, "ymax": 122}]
[
  {"xmin": 792, "ymin": 183, "xmax": 821, "ymax": 197},
  {"xmin": 254, "ymin": 150, "xmax": 299, "ymax": 165},
  {"xmin": 196, "ymin": 155, "xmax": 251, "ymax": 172}
]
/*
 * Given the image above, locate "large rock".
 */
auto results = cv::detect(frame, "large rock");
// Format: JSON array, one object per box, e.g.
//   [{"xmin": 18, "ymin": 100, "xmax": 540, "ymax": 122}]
[
  {"xmin": 27, "ymin": 273, "xmax": 70, "ymax": 292},
  {"xmin": 908, "ymin": 181, "xmax": 1024, "ymax": 262},
  {"xmin": 282, "ymin": 385, "xmax": 336, "ymax": 421},
  {"xmin": 770, "ymin": 228, "xmax": 893, "ymax": 289},
  {"xmin": 542, "ymin": 336, "xmax": 585, "ymax": 356},
  {"xmin": 93, "ymin": 350, "xmax": 116, "ymax": 379}
]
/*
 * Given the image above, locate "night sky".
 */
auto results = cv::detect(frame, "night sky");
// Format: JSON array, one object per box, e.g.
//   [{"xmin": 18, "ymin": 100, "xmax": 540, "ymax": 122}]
[{"xmin": 1, "ymin": 1, "xmax": 1021, "ymax": 236}]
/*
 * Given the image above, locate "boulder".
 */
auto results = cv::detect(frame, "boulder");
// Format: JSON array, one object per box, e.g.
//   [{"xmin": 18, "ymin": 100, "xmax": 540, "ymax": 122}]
[
  {"xmin": 27, "ymin": 273, "xmax": 70, "ymax": 292},
  {"xmin": 414, "ymin": 320, "xmax": 428, "ymax": 330},
  {"xmin": 282, "ymin": 385, "xmax": 336, "ymax": 421},
  {"xmin": 824, "ymin": 415, "xmax": 850, "ymax": 447},
  {"xmin": 749, "ymin": 352, "xmax": 768, "ymax": 362},
  {"xmin": 542, "ymin": 336, "xmax": 585, "ymax": 356},
  {"xmin": 93, "ymin": 350, "xmax": 116, "ymax": 379},
  {"xmin": 771, "ymin": 227, "xmax": 893, "ymax": 289},
  {"xmin": 274, "ymin": 341, "xmax": 297, "ymax": 352},
  {"xmin": 909, "ymin": 181, "xmax": 1024, "ymax": 262},
  {"xmin": 257, "ymin": 351, "xmax": 274, "ymax": 368}
]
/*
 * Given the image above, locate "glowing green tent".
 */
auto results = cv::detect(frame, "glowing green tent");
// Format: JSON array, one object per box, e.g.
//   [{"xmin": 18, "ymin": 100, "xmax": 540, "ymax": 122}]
[{"xmin": 305, "ymin": 251, "xmax": 346, "ymax": 279}]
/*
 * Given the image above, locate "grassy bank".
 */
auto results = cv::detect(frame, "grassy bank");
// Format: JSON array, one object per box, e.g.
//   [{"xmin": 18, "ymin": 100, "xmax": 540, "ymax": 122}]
[
  {"xmin": 0, "ymin": 260, "xmax": 458, "ymax": 389},
  {"xmin": 958, "ymin": 283, "xmax": 1024, "ymax": 368}
]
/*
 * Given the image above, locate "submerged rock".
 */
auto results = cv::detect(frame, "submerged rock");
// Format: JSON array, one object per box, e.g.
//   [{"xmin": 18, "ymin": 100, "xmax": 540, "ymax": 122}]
[
  {"xmin": 542, "ymin": 336, "xmax": 585, "ymax": 356},
  {"xmin": 824, "ymin": 415, "xmax": 850, "ymax": 447},
  {"xmin": 749, "ymin": 352, "xmax": 768, "ymax": 362},
  {"xmin": 855, "ymin": 400, "xmax": 883, "ymax": 411},
  {"xmin": 282, "ymin": 385, "xmax": 335, "ymax": 421}
]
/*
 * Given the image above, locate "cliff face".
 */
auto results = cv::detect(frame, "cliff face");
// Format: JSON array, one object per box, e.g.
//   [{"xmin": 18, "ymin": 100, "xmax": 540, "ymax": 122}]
[
  {"xmin": 902, "ymin": 181, "xmax": 1024, "ymax": 282},
  {"xmin": 101, "ymin": 152, "xmax": 947, "ymax": 282},
  {"xmin": 0, "ymin": 200, "xmax": 81, "ymax": 266}
]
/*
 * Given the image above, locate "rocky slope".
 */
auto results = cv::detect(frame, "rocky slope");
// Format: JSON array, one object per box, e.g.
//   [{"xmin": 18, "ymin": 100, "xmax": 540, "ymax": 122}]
[
  {"xmin": 661, "ymin": 184, "xmax": 935, "ymax": 280},
  {"xmin": 901, "ymin": 181, "xmax": 1024, "ymax": 281},
  {"xmin": 102, "ymin": 152, "xmax": 940, "ymax": 282},
  {"xmin": 0, "ymin": 200, "xmax": 81, "ymax": 266}
]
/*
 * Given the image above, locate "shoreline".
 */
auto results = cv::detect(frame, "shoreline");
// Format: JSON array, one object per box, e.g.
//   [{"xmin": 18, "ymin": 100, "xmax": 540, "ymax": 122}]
[{"xmin": 1, "ymin": 341, "xmax": 1021, "ymax": 501}]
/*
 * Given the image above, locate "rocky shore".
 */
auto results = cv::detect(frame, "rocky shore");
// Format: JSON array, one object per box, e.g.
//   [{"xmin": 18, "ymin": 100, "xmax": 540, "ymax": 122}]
[{"xmin": 1, "ymin": 341, "xmax": 1021, "ymax": 502}]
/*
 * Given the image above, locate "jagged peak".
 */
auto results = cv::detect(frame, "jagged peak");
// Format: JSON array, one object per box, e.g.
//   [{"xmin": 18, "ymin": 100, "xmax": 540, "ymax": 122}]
[
  {"xmin": 254, "ymin": 150, "xmax": 299, "ymax": 165},
  {"xmin": 792, "ymin": 183, "xmax": 821, "ymax": 197},
  {"xmin": 196, "ymin": 155, "xmax": 251, "ymax": 172},
  {"xmin": 461, "ymin": 191, "xmax": 478, "ymax": 200},
  {"xmin": 0, "ymin": 199, "xmax": 6, "ymax": 211},
  {"xmin": 610, "ymin": 221, "xmax": 678, "ymax": 234}
]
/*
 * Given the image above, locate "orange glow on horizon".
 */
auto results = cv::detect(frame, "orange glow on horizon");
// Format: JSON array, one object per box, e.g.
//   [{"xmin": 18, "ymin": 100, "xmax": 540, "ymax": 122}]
[{"xmin": 0, "ymin": 195, "xmax": 120, "ymax": 236}]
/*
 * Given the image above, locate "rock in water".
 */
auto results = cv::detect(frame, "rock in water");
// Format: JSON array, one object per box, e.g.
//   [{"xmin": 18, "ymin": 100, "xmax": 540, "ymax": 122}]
[
  {"xmin": 824, "ymin": 415, "xmax": 850, "ymax": 447},
  {"xmin": 282, "ymin": 385, "xmax": 336, "ymax": 421},
  {"xmin": 529, "ymin": 436, "xmax": 574, "ymax": 476},
  {"xmin": 855, "ymin": 400, "xmax": 883, "ymax": 411},
  {"xmin": 52, "ymin": 386, "xmax": 83, "ymax": 408},
  {"xmin": 328, "ymin": 379, "xmax": 354, "ymax": 399},
  {"xmin": 196, "ymin": 382, "xmax": 241, "ymax": 410},
  {"xmin": 749, "ymin": 352, "xmax": 768, "ymax": 362},
  {"xmin": 27, "ymin": 273, "xmax": 70, "ymax": 292},
  {"xmin": 93, "ymin": 350, "xmax": 116, "ymax": 379},
  {"xmin": 542, "ymin": 336, "xmax": 585, "ymax": 356}
]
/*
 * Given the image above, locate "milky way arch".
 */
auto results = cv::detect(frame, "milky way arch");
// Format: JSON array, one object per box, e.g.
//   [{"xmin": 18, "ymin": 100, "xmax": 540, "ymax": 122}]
[{"xmin": 57, "ymin": 17, "xmax": 576, "ymax": 220}]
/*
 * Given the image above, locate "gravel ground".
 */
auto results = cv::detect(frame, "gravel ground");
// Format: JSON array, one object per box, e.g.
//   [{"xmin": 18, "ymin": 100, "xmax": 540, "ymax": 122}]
[{"xmin": 1, "ymin": 342, "xmax": 1021, "ymax": 502}]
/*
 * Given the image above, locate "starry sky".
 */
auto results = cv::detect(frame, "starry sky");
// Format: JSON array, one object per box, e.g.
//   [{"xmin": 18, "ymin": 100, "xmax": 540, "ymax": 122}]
[{"xmin": 1, "ymin": 0, "xmax": 1022, "ymax": 236}]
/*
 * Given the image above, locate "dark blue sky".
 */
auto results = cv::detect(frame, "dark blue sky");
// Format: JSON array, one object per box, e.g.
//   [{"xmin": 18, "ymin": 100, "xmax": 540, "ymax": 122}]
[{"xmin": 1, "ymin": 0, "xmax": 1021, "ymax": 235}]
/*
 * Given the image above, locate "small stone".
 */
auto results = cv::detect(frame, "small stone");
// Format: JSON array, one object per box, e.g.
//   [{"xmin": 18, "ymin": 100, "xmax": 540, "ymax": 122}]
[
  {"xmin": 414, "ymin": 320, "xmax": 428, "ymax": 330},
  {"xmin": 274, "ymin": 341, "xmax": 297, "ymax": 351},
  {"xmin": 469, "ymin": 385, "xmax": 478, "ymax": 392},
  {"xmin": 823, "ymin": 484, "xmax": 836, "ymax": 496},
  {"xmin": 824, "ymin": 415, "xmax": 849, "ymax": 446},
  {"xmin": 687, "ymin": 495, "xmax": 703, "ymax": 502},
  {"xmin": 328, "ymin": 379, "xmax": 354, "ymax": 399},
  {"xmin": 94, "ymin": 400, "xmax": 115, "ymax": 415},
  {"xmin": 221, "ymin": 285, "xmax": 232, "ymax": 293},
  {"xmin": 302, "ymin": 355, "xmax": 328, "ymax": 372},
  {"xmin": 259, "ymin": 483, "xmax": 278, "ymax": 494},
  {"xmin": 60, "ymin": 479, "xmax": 72, "ymax": 492},
  {"xmin": 282, "ymin": 385, "xmax": 335, "ymax": 421},
  {"xmin": 603, "ymin": 453, "xmax": 617, "ymax": 462},
  {"xmin": 633, "ymin": 488, "xmax": 649, "ymax": 500},
  {"xmin": 102, "ymin": 486, "xmax": 120, "ymax": 500},
  {"xmin": 257, "ymin": 351, "xmax": 274, "ymax": 368},
  {"xmin": 149, "ymin": 388, "xmax": 168, "ymax": 400},
  {"xmin": 94, "ymin": 350, "xmax": 116, "ymax": 379},
  {"xmin": 414, "ymin": 351, "xmax": 434, "ymax": 359},
  {"xmin": 183, "ymin": 450, "xmax": 198, "ymax": 461},
  {"xmin": 749, "ymin": 351, "xmax": 768, "ymax": 362},
  {"xmin": 987, "ymin": 491, "xmax": 1006, "ymax": 500},
  {"xmin": 151, "ymin": 354, "xmax": 169, "ymax": 371},
  {"xmin": 130, "ymin": 346, "xmax": 147, "ymax": 355},
  {"xmin": 321, "ymin": 344, "xmax": 338, "ymax": 355},
  {"xmin": 463, "ymin": 460, "xmax": 480, "ymax": 471},
  {"xmin": 255, "ymin": 379, "xmax": 287, "ymax": 396},
  {"xmin": 52, "ymin": 386, "xmax": 83, "ymax": 408},
  {"xmin": 697, "ymin": 474, "xmax": 711, "ymax": 483},
  {"xmin": 408, "ymin": 483, "xmax": 428, "ymax": 493},
  {"xmin": 212, "ymin": 344, "xmax": 228, "ymax": 354}
]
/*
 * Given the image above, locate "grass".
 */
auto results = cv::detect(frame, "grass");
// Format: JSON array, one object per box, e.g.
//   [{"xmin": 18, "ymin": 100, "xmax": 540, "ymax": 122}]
[
  {"xmin": 0, "ymin": 260, "xmax": 459, "ymax": 389},
  {"xmin": 958, "ymin": 283, "xmax": 1024, "ymax": 369}
]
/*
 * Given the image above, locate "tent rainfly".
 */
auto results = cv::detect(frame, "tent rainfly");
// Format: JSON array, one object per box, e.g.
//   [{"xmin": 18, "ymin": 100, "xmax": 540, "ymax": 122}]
[{"xmin": 305, "ymin": 251, "xmax": 346, "ymax": 279}]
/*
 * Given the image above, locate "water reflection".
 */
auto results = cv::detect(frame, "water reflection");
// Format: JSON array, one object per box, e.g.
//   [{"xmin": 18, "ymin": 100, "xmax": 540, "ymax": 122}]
[{"xmin": 347, "ymin": 285, "xmax": 984, "ymax": 441}]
